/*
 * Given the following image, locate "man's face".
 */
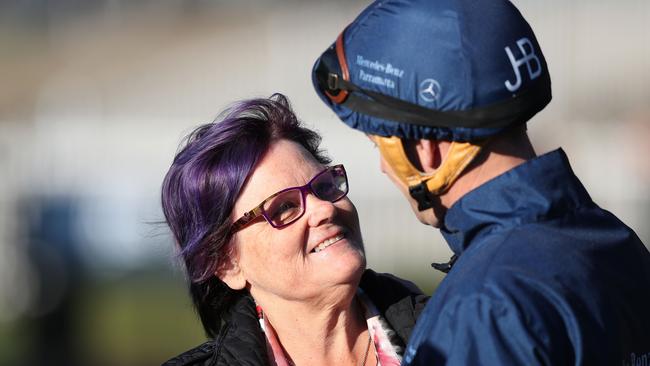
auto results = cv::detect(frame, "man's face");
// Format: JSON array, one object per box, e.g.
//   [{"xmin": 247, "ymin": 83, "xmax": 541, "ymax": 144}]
[{"xmin": 376, "ymin": 148, "xmax": 445, "ymax": 228}]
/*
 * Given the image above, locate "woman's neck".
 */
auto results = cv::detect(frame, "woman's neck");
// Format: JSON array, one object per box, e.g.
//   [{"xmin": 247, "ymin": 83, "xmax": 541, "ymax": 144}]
[{"xmin": 256, "ymin": 293, "xmax": 371, "ymax": 366}]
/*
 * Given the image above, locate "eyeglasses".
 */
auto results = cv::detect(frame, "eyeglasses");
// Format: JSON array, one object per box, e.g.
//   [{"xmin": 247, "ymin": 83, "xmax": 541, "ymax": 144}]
[{"xmin": 230, "ymin": 164, "xmax": 349, "ymax": 233}]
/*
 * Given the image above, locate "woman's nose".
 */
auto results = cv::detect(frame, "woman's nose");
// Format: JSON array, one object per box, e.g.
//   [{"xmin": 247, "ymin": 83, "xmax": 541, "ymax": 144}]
[{"xmin": 305, "ymin": 193, "xmax": 337, "ymax": 227}]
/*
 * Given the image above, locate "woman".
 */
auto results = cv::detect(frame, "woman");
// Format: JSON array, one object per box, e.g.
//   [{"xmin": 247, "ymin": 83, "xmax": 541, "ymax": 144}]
[{"xmin": 161, "ymin": 94, "xmax": 427, "ymax": 366}]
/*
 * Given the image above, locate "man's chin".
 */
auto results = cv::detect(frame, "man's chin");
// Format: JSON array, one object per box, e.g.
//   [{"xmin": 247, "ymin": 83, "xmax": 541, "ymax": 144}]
[{"xmin": 411, "ymin": 205, "xmax": 444, "ymax": 228}]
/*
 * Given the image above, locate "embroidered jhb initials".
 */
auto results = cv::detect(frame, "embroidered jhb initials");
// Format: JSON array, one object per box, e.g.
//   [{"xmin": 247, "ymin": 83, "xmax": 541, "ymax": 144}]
[{"xmin": 504, "ymin": 37, "xmax": 542, "ymax": 92}]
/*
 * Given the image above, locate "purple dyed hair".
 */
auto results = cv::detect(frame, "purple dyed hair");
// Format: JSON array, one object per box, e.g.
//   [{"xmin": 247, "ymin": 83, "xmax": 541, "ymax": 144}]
[{"xmin": 161, "ymin": 93, "xmax": 329, "ymax": 337}]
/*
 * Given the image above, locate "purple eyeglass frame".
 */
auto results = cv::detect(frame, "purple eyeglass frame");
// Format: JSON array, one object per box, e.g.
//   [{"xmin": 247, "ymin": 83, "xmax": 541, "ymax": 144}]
[{"xmin": 230, "ymin": 164, "xmax": 348, "ymax": 234}]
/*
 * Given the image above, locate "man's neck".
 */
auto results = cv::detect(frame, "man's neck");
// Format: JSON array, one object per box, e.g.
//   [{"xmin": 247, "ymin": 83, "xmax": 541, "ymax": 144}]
[{"xmin": 441, "ymin": 129, "xmax": 537, "ymax": 210}]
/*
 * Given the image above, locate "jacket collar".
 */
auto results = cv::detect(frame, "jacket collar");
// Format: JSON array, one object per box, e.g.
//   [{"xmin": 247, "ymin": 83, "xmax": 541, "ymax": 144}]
[{"xmin": 441, "ymin": 148, "xmax": 594, "ymax": 256}]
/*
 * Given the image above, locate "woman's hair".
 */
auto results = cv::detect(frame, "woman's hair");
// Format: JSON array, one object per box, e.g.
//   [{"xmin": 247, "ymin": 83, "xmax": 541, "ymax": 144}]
[{"xmin": 161, "ymin": 93, "xmax": 330, "ymax": 337}]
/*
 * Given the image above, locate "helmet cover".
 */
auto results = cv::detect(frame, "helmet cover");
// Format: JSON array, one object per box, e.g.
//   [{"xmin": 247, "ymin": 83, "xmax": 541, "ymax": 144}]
[{"xmin": 312, "ymin": 0, "xmax": 552, "ymax": 141}]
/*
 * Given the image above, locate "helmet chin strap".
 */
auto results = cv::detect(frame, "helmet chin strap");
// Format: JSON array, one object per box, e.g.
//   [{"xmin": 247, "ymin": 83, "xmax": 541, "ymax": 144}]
[{"xmin": 372, "ymin": 135, "xmax": 486, "ymax": 211}]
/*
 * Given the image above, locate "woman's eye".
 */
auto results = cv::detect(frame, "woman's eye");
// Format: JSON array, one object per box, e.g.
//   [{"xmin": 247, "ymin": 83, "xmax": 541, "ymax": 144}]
[
  {"xmin": 270, "ymin": 201, "xmax": 300, "ymax": 220},
  {"xmin": 315, "ymin": 182, "xmax": 337, "ymax": 197}
]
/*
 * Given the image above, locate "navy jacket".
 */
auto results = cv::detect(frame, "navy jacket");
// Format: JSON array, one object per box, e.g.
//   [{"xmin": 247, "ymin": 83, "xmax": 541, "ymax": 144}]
[{"xmin": 404, "ymin": 149, "xmax": 650, "ymax": 365}]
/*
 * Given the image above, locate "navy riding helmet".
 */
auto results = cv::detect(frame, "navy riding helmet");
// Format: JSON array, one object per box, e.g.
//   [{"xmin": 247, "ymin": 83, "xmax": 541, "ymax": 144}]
[{"xmin": 312, "ymin": 0, "xmax": 552, "ymax": 142}]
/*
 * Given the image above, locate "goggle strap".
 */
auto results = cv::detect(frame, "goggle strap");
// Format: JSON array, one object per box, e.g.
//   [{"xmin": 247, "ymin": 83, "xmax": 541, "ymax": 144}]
[
  {"xmin": 324, "ymin": 31, "xmax": 350, "ymax": 104},
  {"xmin": 336, "ymin": 79, "xmax": 549, "ymax": 129}
]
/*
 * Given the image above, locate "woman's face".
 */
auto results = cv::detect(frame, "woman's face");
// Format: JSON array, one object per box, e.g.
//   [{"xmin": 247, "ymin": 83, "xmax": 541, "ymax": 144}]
[{"xmin": 226, "ymin": 139, "xmax": 365, "ymax": 307}]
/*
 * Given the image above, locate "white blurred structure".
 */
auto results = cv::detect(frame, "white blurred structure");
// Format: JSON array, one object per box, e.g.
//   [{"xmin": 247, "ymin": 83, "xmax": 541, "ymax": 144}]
[{"xmin": 0, "ymin": 0, "xmax": 649, "ymax": 321}]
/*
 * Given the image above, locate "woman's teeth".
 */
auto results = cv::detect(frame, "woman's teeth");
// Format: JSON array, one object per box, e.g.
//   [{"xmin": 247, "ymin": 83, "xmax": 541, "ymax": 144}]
[{"xmin": 313, "ymin": 234, "xmax": 344, "ymax": 253}]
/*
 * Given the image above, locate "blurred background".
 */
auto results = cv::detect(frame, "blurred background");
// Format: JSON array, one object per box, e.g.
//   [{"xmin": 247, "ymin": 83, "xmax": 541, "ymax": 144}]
[{"xmin": 0, "ymin": 0, "xmax": 648, "ymax": 365}]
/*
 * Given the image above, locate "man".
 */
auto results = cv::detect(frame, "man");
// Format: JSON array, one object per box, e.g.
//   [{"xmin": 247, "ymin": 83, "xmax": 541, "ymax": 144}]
[{"xmin": 311, "ymin": 0, "xmax": 650, "ymax": 364}]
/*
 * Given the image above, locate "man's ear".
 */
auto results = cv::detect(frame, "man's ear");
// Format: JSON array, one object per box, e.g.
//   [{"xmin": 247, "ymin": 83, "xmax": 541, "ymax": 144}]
[
  {"xmin": 216, "ymin": 254, "xmax": 247, "ymax": 290},
  {"xmin": 410, "ymin": 139, "xmax": 446, "ymax": 173}
]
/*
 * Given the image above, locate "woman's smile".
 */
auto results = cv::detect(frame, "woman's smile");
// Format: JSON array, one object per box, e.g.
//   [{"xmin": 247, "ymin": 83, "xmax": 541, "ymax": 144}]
[{"xmin": 312, "ymin": 233, "xmax": 345, "ymax": 253}]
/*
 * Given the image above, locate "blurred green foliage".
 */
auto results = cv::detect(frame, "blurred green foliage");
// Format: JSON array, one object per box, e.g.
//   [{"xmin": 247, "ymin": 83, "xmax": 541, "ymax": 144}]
[{"xmin": 0, "ymin": 267, "xmax": 206, "ymax": 366}]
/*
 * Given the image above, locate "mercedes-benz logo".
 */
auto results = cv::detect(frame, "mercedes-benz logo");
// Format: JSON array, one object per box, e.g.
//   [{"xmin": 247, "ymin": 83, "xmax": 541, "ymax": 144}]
[{"xmin": 419, "ymin": 78, "xmax": 441, "ymax": 102}]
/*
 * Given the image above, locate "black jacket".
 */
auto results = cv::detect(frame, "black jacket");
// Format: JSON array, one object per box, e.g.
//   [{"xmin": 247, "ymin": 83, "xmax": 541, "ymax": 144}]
[{"xmin": 162, "ymin": 269, "xmax": 429, "ymax": 366}]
